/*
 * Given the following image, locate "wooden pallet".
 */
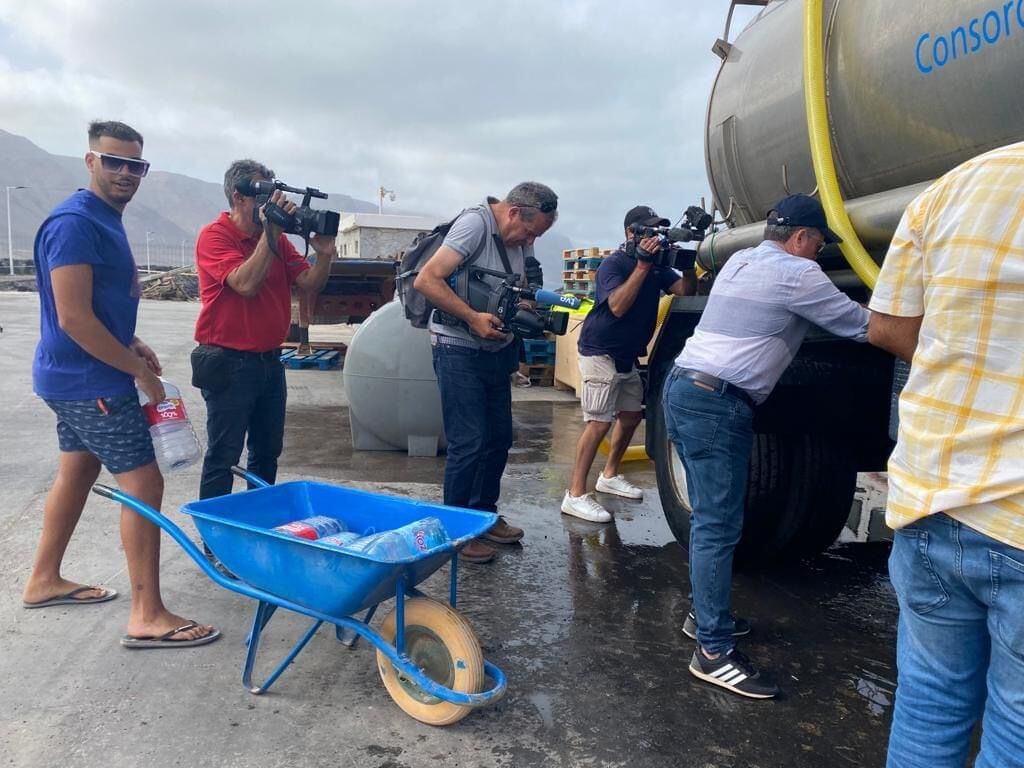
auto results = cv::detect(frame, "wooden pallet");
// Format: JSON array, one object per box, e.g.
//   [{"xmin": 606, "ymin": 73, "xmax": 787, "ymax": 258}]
[
  {"xmin": 280, "ymin": 349, "xmax": 342, "ymax": 370},
  {"xmin": 518, "ymin": 362, "xmax": 554, "ymax": 386},
  {"xmin": 279, "ymin": 341, "xmax": 348, "ymax": 355},
  {"xmin": 562, "ymin": 248, "xmax": 612, "ymax": 260}
]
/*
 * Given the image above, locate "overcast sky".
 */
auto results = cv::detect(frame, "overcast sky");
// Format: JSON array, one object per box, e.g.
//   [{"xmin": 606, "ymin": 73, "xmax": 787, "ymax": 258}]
[{"xmin": 0, "ymin": 1, "xmax": 761, "ymax": 248}]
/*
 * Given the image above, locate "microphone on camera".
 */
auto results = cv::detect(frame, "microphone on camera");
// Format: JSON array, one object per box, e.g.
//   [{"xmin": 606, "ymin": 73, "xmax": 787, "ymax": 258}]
[{"xmin": 525, "ymin": 288, "xmax": 582, "ymax": 309}]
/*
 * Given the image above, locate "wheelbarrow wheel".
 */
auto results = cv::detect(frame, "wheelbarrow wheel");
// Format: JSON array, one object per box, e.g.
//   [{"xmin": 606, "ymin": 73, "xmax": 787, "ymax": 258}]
[{"xmin": 376, "ymin": 597, "xmax": 484, "ymax": 726}]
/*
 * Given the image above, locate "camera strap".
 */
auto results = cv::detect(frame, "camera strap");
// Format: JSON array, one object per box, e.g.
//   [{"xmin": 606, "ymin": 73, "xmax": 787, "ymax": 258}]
[
  {"xmin": 491, "ymin": 234, "xmax": 513, "ymax": 275},
  {"xmin": 262, "ymin": 218, "xmax": 280, "ymax": 257}
]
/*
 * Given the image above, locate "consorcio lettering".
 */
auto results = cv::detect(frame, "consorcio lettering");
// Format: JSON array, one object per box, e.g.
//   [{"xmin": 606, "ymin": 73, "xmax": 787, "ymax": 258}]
[{"xmin": 915, "ymin": 1, "xmax": 1024, "ymax": 74}]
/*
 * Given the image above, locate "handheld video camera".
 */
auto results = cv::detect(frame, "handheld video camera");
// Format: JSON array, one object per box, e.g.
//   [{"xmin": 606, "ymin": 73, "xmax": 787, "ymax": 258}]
[
  {"xmin": 626, "ymin": 205, "xmax": 713, "ymax": 270},
  {"xmin": 235, "ymin": 178, "xmax": 341, "ymax": 241},
  {"xmin": 436, "ymin": 266, "xmax": 580, "ymax": 339}
]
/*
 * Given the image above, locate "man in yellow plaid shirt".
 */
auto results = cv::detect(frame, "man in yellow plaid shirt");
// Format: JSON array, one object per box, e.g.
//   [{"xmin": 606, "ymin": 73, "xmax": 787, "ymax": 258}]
[{"xmin": 869, "ymin": 142, "xmax": 1024, "ymax": 768}]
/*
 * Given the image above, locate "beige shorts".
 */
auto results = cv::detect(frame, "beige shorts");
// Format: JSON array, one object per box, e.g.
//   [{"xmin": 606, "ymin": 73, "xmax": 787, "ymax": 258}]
[{"xmin": 578, "ymin": 354, "xmax": 643, "ymax": 422}]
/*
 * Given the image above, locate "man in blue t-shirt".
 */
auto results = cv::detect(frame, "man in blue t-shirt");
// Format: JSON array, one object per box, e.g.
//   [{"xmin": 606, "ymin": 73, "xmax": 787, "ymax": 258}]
[
  {"xmin": 22, "ymin": 120, "xmax": 218, "ymax": 649},
  {"xmin": 562, "ymin": 206, "xmax": 695, "ymax": 523}
]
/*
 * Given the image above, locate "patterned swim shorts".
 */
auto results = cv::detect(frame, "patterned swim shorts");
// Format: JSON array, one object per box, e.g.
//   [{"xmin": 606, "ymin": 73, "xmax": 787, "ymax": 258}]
[{"xmin": 44, "ymin": 394, "xmax": 156, "ymax": 475}]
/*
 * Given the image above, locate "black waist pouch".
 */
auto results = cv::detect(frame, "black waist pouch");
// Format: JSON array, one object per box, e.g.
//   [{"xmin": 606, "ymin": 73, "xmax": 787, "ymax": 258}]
[{"xmin": 190, "ymin": 345, "xmax": 232, "ymax": 394}]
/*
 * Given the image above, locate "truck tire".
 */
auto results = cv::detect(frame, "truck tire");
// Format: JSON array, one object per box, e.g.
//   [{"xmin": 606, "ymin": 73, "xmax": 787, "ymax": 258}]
[{"xmin": 650, "ymin": 402, "xmax": 856, "ymax": 567}]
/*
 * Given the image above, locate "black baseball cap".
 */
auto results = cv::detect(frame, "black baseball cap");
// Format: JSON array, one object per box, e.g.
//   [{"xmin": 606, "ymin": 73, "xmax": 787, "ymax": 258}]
[
  {"xmin": 624, "ymin": 205, "xmax": 670, "ymax": 231},
  {"xmin": 768, "ymin": 194, "xmax": 842, "ymax": 245}
]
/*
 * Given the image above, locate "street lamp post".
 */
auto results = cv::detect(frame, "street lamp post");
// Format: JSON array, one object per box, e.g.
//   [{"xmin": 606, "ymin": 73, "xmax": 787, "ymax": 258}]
[
  {"xmin": 5, "ymin": 185, "xmax": 27, "ymax": 276},
  {"xmin": 145, "ymin": 231, "xmax": 154, "ymax": 274},
  {"xmin": 378, "ymin": 186, "xmax": 395, "ymax": 214}
]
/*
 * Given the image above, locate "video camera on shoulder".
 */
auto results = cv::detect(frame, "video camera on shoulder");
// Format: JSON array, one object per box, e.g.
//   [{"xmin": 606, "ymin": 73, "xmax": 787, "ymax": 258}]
[
  {"xmin": 626, "ymin": 205, "xmax": 713, "ymax": 270},
  {"xmin": 235, "ymin": 178, "xmax": 341, "ymax": 242},
  {"xmin": 435, "ymin": 266, "xmax": 581, "ymax": 339}
]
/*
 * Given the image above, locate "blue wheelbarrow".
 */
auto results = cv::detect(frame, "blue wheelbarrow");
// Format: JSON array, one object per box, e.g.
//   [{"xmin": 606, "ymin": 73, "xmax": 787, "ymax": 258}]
[{"xmin": 91, "ymin": 467, "xmax": 507, "ymax": 726}]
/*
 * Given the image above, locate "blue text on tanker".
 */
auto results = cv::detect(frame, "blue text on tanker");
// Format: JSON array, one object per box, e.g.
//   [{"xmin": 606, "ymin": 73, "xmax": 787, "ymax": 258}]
[{"xmin": 915, "ymin": 1, "xmax": 1024, "ymax": 74}]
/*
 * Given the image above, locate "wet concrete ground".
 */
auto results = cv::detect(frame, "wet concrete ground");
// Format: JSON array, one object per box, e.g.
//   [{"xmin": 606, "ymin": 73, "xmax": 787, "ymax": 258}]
[{"xmin": 0, "ymin": 294, "xmax": 897, "ymax": 767}]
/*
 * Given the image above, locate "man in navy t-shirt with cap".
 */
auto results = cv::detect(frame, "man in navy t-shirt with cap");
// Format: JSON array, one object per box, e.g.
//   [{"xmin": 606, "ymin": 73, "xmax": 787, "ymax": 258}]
[{"xmin": 562, "ymin": 205, "xmax": 695, "ymax": 523}]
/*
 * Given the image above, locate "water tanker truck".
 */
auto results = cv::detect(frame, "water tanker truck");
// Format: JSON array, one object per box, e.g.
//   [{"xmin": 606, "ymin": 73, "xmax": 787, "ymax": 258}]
[{"xmin": 645, "ymin": 0, "xmax": 1024, "ymax": 564}]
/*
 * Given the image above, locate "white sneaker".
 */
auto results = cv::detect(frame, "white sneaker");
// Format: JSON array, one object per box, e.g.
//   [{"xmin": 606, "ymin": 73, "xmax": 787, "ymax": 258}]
[
  {"xmin": 595, "ymin": 473, "xmax": 644, "ymax": 500},
  {"xmin": 561, "ymin": 491, "xmax": 612, "ymax": 523}
]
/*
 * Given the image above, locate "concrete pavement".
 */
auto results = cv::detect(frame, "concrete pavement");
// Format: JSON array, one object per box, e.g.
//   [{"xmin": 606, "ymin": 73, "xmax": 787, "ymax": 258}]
[{"xmin": 0, "ymin": 293, "xmax": 898, "ymax": 767}]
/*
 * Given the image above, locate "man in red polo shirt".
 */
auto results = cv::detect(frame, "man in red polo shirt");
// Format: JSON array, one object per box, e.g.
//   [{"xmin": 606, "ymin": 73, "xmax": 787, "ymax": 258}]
[{"xmin": 193, "ymin": 159, "xmax": 335, "ymax": 500}]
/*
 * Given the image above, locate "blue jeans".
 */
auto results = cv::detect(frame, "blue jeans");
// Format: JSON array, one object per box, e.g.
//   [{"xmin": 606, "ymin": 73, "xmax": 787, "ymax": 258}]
[
  {"xmin": 887, "ymin": 513, "xmax": 1024, "ymax": 768},
  {"xmin": 198, "ymin": 349, "xmax": 287, "ymax": 499},
  {"xmin": 432, "ymin": 341, "xmax": 517, "ymax": 512},
  {"xmin": 662, "ymin": 369, "xmax": 753, "ymax": 655}
]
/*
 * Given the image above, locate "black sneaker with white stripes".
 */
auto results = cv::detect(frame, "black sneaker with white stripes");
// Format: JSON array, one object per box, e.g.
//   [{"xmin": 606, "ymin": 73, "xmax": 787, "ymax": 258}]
[
  {"xmin": 689, "ymin": 647, "xmax": 780, "ymax": 699},
  {"xmin": 682, "ymin": 611, "xmax": 751, "ymax": 641}
]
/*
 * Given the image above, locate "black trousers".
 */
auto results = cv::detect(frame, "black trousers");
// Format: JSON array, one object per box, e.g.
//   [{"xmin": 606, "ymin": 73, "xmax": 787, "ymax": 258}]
[{"xmin": 196, "ymin": 346, "xmax": 287, "ymax": 499}]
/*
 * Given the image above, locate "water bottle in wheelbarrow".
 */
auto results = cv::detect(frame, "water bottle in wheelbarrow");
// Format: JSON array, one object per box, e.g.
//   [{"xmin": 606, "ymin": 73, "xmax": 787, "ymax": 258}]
[
  {"xmin": 319, "ymin": 531, "xmax": 360, "ymax": 547},
  {"xmin": 396, "ymin": 517, "xmax": 449, "ymax": 553},
  {"xmin": 344, "ymin": 517, "xmax": 450, "ymax": 560},
  {"xmin": 273, "ymin": 516, "xmax": 345, "ymax": 540},
  {"xmin": 137, "ymin": 378, "xmax": 201, "ymax": 472}
]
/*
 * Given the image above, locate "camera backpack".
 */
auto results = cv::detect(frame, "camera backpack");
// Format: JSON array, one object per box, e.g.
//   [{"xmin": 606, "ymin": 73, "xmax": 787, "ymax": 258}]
[{"xmin": 396, "ymin": 209, "xmax": 488, "ymax": 328}]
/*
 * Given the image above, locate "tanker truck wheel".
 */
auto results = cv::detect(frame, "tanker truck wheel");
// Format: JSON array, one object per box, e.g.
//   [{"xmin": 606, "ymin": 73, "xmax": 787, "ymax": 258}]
[{"xmin": 651, "ymin": 404, "xmax": 856, "ymax": 567}]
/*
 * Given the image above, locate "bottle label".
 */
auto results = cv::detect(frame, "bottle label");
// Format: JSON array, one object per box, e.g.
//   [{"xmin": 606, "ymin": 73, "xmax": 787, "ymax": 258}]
[{"xmin": 142, "ymin": 398, "xmax": 188, "ymax": 427}]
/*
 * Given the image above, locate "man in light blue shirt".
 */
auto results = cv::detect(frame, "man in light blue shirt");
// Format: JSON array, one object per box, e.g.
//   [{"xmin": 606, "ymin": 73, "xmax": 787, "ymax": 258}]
[{"xmin": 663, "ymin": 194, "xmax": 869, "ymax": 699}]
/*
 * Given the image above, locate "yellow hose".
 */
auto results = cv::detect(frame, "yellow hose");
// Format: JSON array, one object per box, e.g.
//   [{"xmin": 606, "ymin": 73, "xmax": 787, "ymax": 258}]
[{"xmin": 803, "ymin": 0, "xmax": 879, "ymax": 289}]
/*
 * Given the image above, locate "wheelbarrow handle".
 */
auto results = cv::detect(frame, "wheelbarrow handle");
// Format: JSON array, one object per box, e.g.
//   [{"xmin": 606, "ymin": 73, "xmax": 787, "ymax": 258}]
[
  {"xmin": 230, "ymin": 465, "xmax": 271, "ymax": 489},
  {"xmin": 90, "ymin": 484, "xmax": 236, "ymax": 591}
]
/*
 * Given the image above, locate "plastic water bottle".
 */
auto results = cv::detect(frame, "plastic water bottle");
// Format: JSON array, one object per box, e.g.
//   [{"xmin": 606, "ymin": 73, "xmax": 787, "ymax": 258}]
[
  {"xmin": 344, "ymin": 517, "xmax": 450, "ymax": 560},
  {"xmin": 344, "ymin": 531, "xmax": 413, "ymax": 561},
  {"xmin": 318, "ymin": 531, "xmax": 361, "ymax": 547},
  {"xmin": 393, "ymin": 517, "xmax": 450, "ymax": 553},
  {"xmin": 137, "ymin": 378, "xmax": 201, "ymax": 472},
  {"xmin": 273, "ymin": 516, "xmax": 345, "ymax": 541}
]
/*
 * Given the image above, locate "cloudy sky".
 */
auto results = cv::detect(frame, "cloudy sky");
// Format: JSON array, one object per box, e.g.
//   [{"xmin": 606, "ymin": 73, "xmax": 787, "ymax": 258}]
[{"xmin": 0, "ymin": 1, "xmax": 761, "ymax": 248}]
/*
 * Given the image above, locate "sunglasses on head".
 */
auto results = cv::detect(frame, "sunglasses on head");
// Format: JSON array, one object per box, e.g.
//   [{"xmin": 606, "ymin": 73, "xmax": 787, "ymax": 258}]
[
  {"xmin": 89, "ymin": 151, "xmax": 150, "ymax": 178},
  {"xmin": 517, "ymin": 200, "xmax": 557, "ymax": 214}
]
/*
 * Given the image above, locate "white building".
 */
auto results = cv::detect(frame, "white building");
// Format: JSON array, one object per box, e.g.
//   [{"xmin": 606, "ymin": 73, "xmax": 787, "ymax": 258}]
[{"xmin": 335, "ymin": 213, "xmax": 439, "ymax": 261}]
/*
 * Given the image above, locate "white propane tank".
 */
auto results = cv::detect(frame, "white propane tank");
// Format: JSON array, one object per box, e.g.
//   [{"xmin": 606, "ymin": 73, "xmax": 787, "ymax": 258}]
[{"xmin": 343, "ymin": 299, "xmax": 446, "ymax": 456}]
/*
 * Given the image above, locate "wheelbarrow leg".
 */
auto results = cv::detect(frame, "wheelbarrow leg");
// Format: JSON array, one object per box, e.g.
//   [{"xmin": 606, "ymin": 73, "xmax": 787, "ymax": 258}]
[
  {"xmin": 336, "ymin": 603, "xmax": 378, "ymax": 649},
  {"xmin": 244, "ymin": 601, "xmax": 278, "ymax": 646},
  {"xmin": 395, "ymin": 576, "xmax": 407, "ymax": 655},
  {"xmin": 242, "ymin": 600, "xmax": 322, "ymax": 694},
  {"xmin": 449, "ymin": 552, "xmax": 458, "ymax": 609}
]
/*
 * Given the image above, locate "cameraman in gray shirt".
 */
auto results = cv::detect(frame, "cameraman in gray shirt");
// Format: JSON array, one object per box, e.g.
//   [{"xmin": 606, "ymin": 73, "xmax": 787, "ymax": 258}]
[{"xmin": 415, "ymin": 182, "xmax": 558, "ymax": 564}]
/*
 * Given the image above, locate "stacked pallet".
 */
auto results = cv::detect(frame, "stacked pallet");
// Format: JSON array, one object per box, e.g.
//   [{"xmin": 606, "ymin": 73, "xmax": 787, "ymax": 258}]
[
  {"xmin": 561, "ymin": 247, "xmax": 613, "ymax": 300},
  {"xmin": 278, "ymin": 341, "xmax": 347, "ymax": 371},
  {"xmin": 519, "ymin": 336, "xmax": 556, "ymax": 386}
]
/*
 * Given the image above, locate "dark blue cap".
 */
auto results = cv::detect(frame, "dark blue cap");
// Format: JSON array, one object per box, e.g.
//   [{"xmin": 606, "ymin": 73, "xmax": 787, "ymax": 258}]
[{"xmin": 768, "ymin": 194, "xmax": 842, "ymax": 245}]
